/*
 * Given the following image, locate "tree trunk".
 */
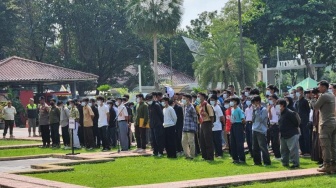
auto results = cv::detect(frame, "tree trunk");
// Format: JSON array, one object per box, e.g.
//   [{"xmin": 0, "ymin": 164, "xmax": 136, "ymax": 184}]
[
  {"xmin": 153, "ymin": 33, "xmax": 159, "ymax": 90},
  {"xmin": 299, "ymin": 35, "xmax": 314, "ymax": 78}
]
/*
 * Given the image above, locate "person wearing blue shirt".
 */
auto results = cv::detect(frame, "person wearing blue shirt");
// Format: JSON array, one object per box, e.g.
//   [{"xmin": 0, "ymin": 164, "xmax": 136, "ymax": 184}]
[
  {"xmin": 251, "ymin": 95, "xmax": 271, "ymax": 166},
  {"xmin": 230, "ymin": 97, "xmax": 246, "ymax": 164}
]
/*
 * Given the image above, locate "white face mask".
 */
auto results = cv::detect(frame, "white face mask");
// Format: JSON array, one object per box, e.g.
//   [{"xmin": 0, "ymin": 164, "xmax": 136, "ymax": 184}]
[
  {"xmin": 81, "ymin": 102, "xmax": 86, "ymax": 106},
  {"xmin": 97, "ymin": 101, "xmax": 102, "ymax": 106},
  {"xmin": 328, "ymin": 89, "xmax": 333, "ymax": 93},
  {"xmin": 196, "ymin": 97, "xmax": 201, "ymax": 103},
  {"xmin": 136, "ymin": 98, "xmax": 140, "ymax": 103},
  {"xmin": 161, "ymin": 102, "xmax": 165, "ymax": 106},
  {"xmin": 181, "ymin": 99, "xmax": 187, "ymax": 105},
  {"xmin": 266, "ymin": 90, "xmax": 271, "ymax": 96},
  {"xmin": 296, "ymin": 92, "xmax": 301, "ymax": 97},
  {"xmin": 245, "ymin": 92, "xmax": 249, "ymax": 97},
  {"xmin": 224, "ymin": 104, "xmax": 230, "ymax": 109},
  {"xmin": 223, "ymin": 94, "xmax": 227, "ymax": 98},
  {"xmin": 269, "ymin": 100, "xmax": 274, "ymax": 105},
  {"xmin": 147, "ymin": 101, "xmax": 153, "ymax": 105},
  {"xmin": 275, "ymin": 105, "xmax": 281, "ymax": 111},
  {"xmin": 116, "ymin": 101, "xmax": 120, "ymax": 106},
  {"xmin": 229, "ymin": 101, "xmax": 234, "ymax": 107},
  {"xmin": 246, "ymin": 100, "xmax": 251, "ymax": 106},
  {"xmin": 88, "ymin": 103, "xmax": 92, "ymax": 107},
  {"xmin": 210, "ymin": 101, "xmax": 215, "ymax": 106},
  {"xmin": 289, "ymin": 94, "xmax": 294, "ymax": 98}
]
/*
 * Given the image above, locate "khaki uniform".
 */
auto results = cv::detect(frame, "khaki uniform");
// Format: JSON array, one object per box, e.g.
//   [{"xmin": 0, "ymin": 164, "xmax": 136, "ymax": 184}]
[{"xmin": 314, "ymin": 92, "xmax": 336, "ymax": 163}]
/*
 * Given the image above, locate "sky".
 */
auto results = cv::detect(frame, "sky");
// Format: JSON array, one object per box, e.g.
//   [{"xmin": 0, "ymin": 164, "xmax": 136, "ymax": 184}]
[{"xmin": 180, "ymin": 0, "xmax": 229, "ymax": 29}]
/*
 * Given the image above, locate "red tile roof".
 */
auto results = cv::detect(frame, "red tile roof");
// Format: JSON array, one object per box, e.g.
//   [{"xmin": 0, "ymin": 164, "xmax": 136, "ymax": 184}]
[
  {"xmin": 0, "ymin": 56, "xmax": 98, "ymax": 82},
  {"xmin": 154, "ymin": 63, "xmax": 196, "ymax": 85}
]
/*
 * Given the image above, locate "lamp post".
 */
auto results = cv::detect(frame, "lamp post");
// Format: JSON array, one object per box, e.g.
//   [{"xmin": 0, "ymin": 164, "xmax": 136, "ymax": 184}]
[
  {"xmin": 238, "ymin": 0, "xmax": 246, "ymax": 87},
  {"xmin": 262, "ymin": 55, "xmax": 269, "ymax": 85}
]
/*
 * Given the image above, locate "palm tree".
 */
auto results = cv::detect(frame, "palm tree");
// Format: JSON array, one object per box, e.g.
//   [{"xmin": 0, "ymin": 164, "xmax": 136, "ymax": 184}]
[{"xmin": 126, "ymin": 0, "xmax": 183, "ymax": 90}]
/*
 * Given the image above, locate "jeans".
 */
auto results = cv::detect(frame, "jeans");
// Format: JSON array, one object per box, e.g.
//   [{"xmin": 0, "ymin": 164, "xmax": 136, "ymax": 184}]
[
  {"xmin": 252, "ymin": 131, "xmax": 271, "ymax": 165},
  {"xmin": 151, "ymin": 126, "xmax": 164, "ymax": 155},
  {"xmin": 269, "ymin": 124, "xmax": 281, "ymax": 158},
  {"xmin": 230, "ymin": 123, "xmax": 245, "ymax": 162},
  {"xmin": 28, "ymin": 118, "xmax": 37, "ymax": 135},
  {"xmin": 200, "ymin": 121, "xmax": 214, "ymax": 160},
  {"xmin": 213, "ymin": 130, "xmax": 223, "ymax": 157},
  {"xmin": 3, "ymin": 120, "xmax": 14, "ymax": 136},
  {"xmin": 99, "ymin": 126, "xmax": 110, "ymax": 150},
  {"xmin": 50, "ymin": 123, "xmax": 60, "ymax": 146},
  {"xmin": 40, "ymin": 125, "xmax": 50, "ymax": 146},
  {"xmin": 118, "ymin": 121, "xmax": 129, "ymax": 151},
  {"xmin": 84, "ymin": 126, "xmax": 95, "ymax": 148},
  {"xmin": 245, "ymin": 121, "xmax": 253, "ymax": 156},
  {"xmin": 299, "ymin": 122, "xmax": 311, "ymax": 154},
  {"xmin": 108, "ymin": 126, "xmax": 117, "ymax": 147},
  {"xmin": 135, "ymin": 126, "xmax": 147, "ymax": 149},
  {"xmin": 281, "ymin": 134, "xmax": 300, "ymax": 166},
  {"xmin": 61, "ymin": 125, "xmax": 70, "ymax": 146},
  {"xmin": 182, "ymin": 132, "xmax": 195, "ymax": 158},
  {"xmin": 165, "ymin": 126, "xmax": 177, "ymax": 158}
]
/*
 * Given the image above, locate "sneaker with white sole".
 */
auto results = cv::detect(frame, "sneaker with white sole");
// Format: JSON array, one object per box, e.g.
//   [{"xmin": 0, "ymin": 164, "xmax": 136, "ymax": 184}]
[{"xmin": 138, "ymin": 149, "xmax": 146, "ymax": 153}]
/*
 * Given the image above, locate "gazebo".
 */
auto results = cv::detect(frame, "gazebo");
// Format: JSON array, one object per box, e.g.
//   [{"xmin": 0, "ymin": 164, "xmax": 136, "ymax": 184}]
[{"xmin": 0, "ymin": 56, "xmax": 98, "ymax": 98}]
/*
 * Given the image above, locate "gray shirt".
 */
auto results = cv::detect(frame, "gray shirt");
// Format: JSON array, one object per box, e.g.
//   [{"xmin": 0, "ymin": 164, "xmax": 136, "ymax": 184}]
[
  {"xmin": 252, "ymin": 106, "xmax": 268, "ymax": 134},
  {"xmin": 39, "ymin": 104, "xmax": 50, "ymax": 125},
  {"xmin": 314, "ymin": 92, "xmax": 336, "ymax": 126}
]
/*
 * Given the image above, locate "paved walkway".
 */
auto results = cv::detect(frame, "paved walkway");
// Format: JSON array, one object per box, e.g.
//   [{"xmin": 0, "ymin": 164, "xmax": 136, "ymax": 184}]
[
  {"xmin": 121, "ymin": 168, "xmax": 323, "ymax": 188},
  {"xmin": 0, "ymin": 157, "xmax": 73, "ymax": 173}
]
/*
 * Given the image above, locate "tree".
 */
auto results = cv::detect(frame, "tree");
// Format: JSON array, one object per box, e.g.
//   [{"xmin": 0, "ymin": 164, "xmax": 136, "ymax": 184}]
[
  {"xmin": 186, "ymin": 11, "xmax": 218, "ymax": 41},
  {"xmin": 126, "ymin": 0, "xmax": 183, "ymax": 90},
  {"xmin": 243, "ymin": 0, "xmax": 335, "ymax": 78},
  {"xmin": 0, "ymin": 0, "xmax": 19, "ymax": 59},
  {"xmin": 194, "ymin": 19, "xmax": 259, "ymax": 89}
]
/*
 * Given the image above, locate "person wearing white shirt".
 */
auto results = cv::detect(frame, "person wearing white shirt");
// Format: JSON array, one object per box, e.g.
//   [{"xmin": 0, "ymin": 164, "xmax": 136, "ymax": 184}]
[
  {"xmin": 116, "ymin": 97, "xmax": 129, "ymax": 151},
  {"xmin": 2, "ymin": 101, "xmax": 17, "ymax": 139},
  {"xmin": 210, "ymin": 95, "xmax": 224, "ymax": 158},
  {"xmin": 59, "ymin": 101, "xmax": 70, "ymax": 149},
  {"xmin": 97, "ymin": 96, "xmax": 110, "ymax": 152},
  {"xmin": 245, "ymin": 98, "xmax": 254, "ymax": 157},
  {"xmin": 268, "ymin": 94, "xmax": 281, "ymax": 159},
  {"xmin": 162, "ymin": 97, "xmax": 178, "ymax": 158}
]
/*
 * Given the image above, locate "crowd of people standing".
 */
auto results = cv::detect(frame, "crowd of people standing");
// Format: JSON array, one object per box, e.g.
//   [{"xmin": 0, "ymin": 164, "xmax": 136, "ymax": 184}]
[{"xmin": 2, "ymin": 80, "xmax": 336, "ymax": 173}]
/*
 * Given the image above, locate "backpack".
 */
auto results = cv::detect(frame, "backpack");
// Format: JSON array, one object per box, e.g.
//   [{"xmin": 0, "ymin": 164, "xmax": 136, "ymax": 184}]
[{"xmin": 205, "ymin": 104, "xmax": 216, "ymax": 123}]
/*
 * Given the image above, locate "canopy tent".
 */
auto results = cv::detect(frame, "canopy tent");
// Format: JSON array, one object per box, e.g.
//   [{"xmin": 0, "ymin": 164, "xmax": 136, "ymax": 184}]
[{"xmin": 289, "ymin": 77, "xmax": 318, "ymax": 91}]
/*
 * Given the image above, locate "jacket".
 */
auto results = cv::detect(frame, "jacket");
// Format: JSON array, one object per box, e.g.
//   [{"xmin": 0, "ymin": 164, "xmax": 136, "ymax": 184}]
[
  {"xmin": 134, "ymin": 102, "xmax": 149, "ymax": 127},
  {"xmin": 279, "ymin": 108, "xmax": 299, "ymax": 139},
  {"xmin": 148, "ymin": 102, "xmax": 164, "ymax": 128}
]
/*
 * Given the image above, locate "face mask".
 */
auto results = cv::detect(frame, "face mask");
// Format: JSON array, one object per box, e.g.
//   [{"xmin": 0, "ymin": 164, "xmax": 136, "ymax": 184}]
[
  {"xmin": 196, "ymin": 97, "xmax": 201, "ymax": 103},
  {"xmin": 229, "ymin": 101, "xmax": 234, "ymax": 107},
  {"xmin": 210, "ymin": 101, "xmax": 215, "ymax": 106},
  {"xmin": 224, "ymin": 104, "xmax": 230, "ymax": 109},
  {"xmin": 245, "ymin": 92, "xmax": 249, "ymax": 97},
  {"xmin": 286, "ymin": 101, "xmax": 289, "ymax": 106},
  {"xmin": 147, "ymin": 101, "xmax": 153, "ymax": 105},
  {"xmin": 275, "ymin": 92, "xmax": 278, "ymax": 96},
  {"xmin": 81, "ymin": 102, "xmax": 86, "ymax": 106},
  {"xmin": 276, "ymin": 105, "xmax": 281, "ymax": 111},
  {"xmin": 181, "ymin": 99, "xmax": 187, "ymax": 105},
  {"xmin": 88, "ymin": 103, "xmax": 92, "ymax": 107},
  {"xmin": 269, "ymin": 100, "xmax": 274, "ymax": 105},
  {"xmin": 223, "ymin": 94, "xmax": 227, "ymax": 98},
  {"xmin": 328, "ymin": 89, "xmax": 333, "ymax": 93},
  {"xmin": 296, "ymin": 92, "xmax": 301, "ymax": 97},
  {"xmin": 266, "ymin": 90, "xmax": 271, "ymax": 96},
  {"xmin": 116, "ymin": 101, "xmax": 120, "ymax": 106},
  {"xmin": 136, "ymin": 98, "xmax": 140, "ymax": 103},
  {"xmin": 161, "ymin": 102, "xmax": 165, "ymax": 106},
  {"xmin": 246, "ymin": 101, "xmax": 251, "ymax": 106},
  {"xmin": 97, "ymin": 101, "xmax": 102, "ymax": 105},
  {"xmin": 289, "ymin": 94, "xmax": 294, "ymax": 98}
]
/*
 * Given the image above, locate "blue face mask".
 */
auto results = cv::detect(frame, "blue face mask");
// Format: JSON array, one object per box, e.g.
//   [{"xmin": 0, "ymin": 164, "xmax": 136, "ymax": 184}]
[{"xmin": 246, "ymin": 101, "xmax": 251, "ymax": 106}]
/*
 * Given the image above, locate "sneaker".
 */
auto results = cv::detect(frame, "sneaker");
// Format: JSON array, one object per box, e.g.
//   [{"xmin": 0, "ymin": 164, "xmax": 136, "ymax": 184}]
[
  {"xmin": 33, "ymin": 134, "xmax": 38, "ymax": 137},
  {"xmin": 138, "ymin": 149, "xmax": 146, "ymax": 153},
  {"xmin": 9, "ymin": 135, "xmax": 15, "ymax": 139},
  {"xmin": 88, "ymin": 148, "xmax": 93, "ymax": 151},
  {"xmin": 64, "ymin": 146, "xmax": 71, "ymax": 150},
  {"xmin": 216, "ymin": 156, "xmax": 223, "ymax": 159},
  {"xmin": 28, "ymin": 134, "xmax": 31, "ymax": 137},
  {"xmin": 273, "ymin": 157, "xmax": 282, "ymax": 161},
  {"xmin": 2, "ymin": 135, "xmax": 5, "ymax": 139},
  {"xmin": 133, "ymin": 148, "xmax": 141, "ymax": 153},
  {"xmin": 102, "ymin": 148, "xmax": 109, "ymax": 152},
  {"xmin": 290, "ymin": 165, "xmax": 300, "ymax": 169},
  {"xmin": 157, "ymin": 154, "xmax": 163, "ymax": 157}
]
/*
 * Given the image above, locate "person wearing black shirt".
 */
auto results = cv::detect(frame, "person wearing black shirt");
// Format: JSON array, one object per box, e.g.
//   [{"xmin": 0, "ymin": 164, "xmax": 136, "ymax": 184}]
[
  {"xmin": 75, "ymin": 99, "xmax": 84, "ymax": 147},
  {"xmin": 90, "ymin": 99, "xmax": 100, "ymax": 148},
  {"xmin": 295, "ymin": 86, "xmax": 311, "ymax": 156},
  {"xmin": 107, "ymin": 100, "xmax": 117, "ymax": 148},
  {"xmin": 173, "ymin": 99, "xmax": 184, "ymax": 155}
]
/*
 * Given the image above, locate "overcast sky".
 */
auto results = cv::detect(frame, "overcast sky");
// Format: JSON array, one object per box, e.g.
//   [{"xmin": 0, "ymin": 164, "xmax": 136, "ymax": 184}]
[{"xmin": 180, "ymin": 0, "xmax": 229, "ymax": 29}]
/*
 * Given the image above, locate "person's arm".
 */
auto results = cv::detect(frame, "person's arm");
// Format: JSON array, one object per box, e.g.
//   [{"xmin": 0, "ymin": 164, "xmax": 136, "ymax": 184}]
[
  {"xmin": 303, "ymin": 100, "xmax": 311, "ymax": 116},
  {"xmin": 106, "ymin": 107, "xmax": 110, "ymax": 123},
  {"xmin": 260, "ymin": 108, "xmax": 268, "ymax": 123},
  {"xmin": 14, "ymin": 107, "xmax": 17, "ymax": 115},
  {"xmin": 267, "ymin": 105, "xmax": 272, "ymax": 120},
  {"xmin": 207, "ymin": 105, "xmax": 214, "ymax": 123},
  {"xmin": 314, "ymin": 94, "xmax": 325, "ymax": 110},
  {"xmin": 143, "ymin": 105, "xmax": 149, "ymax": 126},
  {"xmin": 157, "ymin": 105, "xmax": 164, "ymax": 123},
  {"xmin": 123, "ymin": 107, "xmax": 129, "ymax": 122},
  {"xmin": 171, "ymin": 108, "xmax": 177, "ymax": 124},
  {"xmin": 89, "ymin": 107, "xmax": 94, "ymax": 119}
]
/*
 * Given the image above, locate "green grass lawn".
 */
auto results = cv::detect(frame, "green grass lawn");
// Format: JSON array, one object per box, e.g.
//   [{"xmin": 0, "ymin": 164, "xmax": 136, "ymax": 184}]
[
  {"xmin": 0, "ymin": 139, "xmax": 41, "ymax": 146},
  {"xmin": 27, "ymin": 154, "xmax": 319, "ymax": 188},
  {"xmin": 234, "ymin": 174, "xmax": 336, "ymax": 188}
]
